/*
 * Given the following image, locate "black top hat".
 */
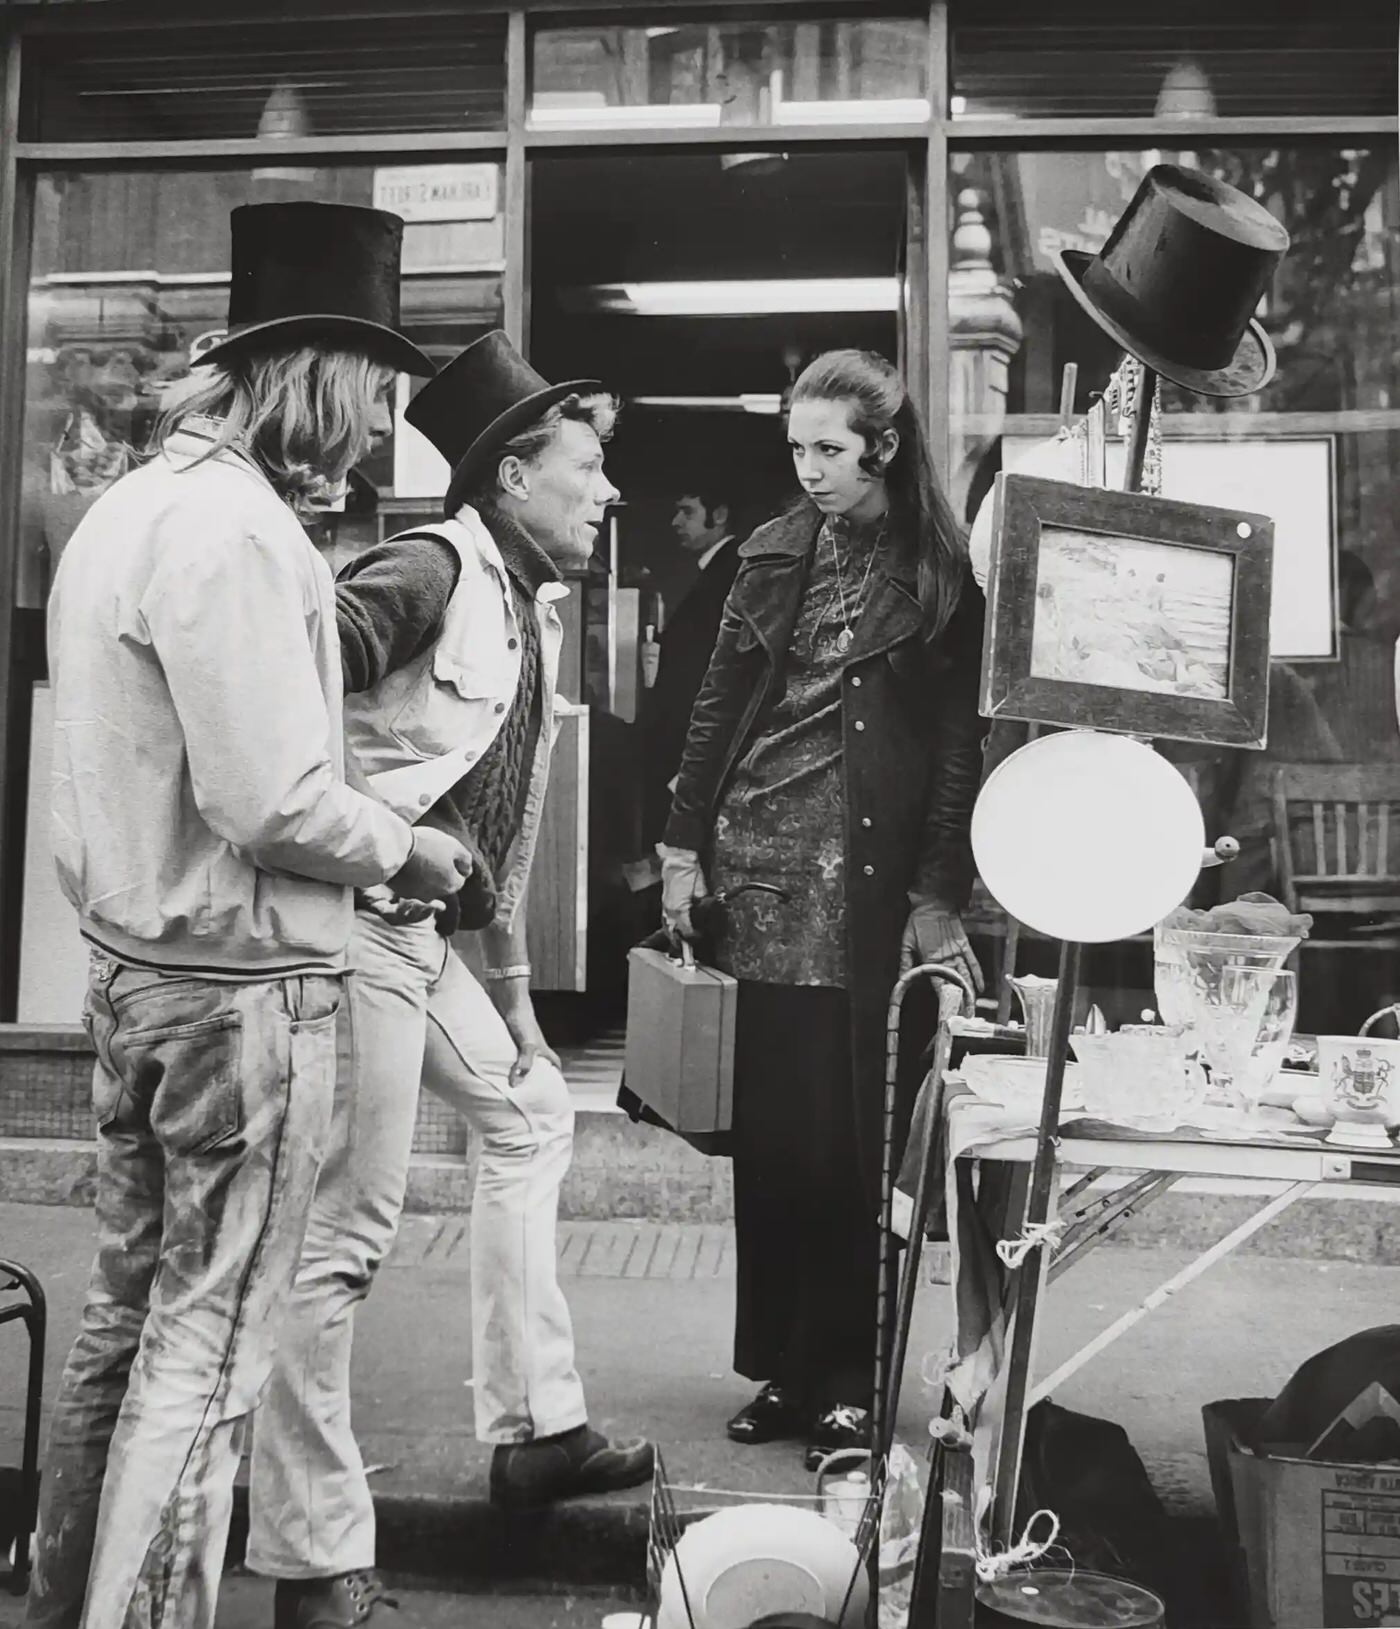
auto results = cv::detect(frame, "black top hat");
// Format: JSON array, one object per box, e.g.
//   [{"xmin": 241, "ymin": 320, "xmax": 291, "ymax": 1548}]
[
  {"xmin": 196, "ymin": 202, "xmax": 433, "ymax": 378},
  {"xmin": 1055, "ymin": 164, "xmax": 1290, "ymax": 399},
  {"xmin": 405, "ymin": 329, "xmax": 601, "ymax": 519}
]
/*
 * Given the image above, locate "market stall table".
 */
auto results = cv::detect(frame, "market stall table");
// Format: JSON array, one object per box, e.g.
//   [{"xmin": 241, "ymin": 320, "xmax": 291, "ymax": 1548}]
[{"xmin": 902, "ymin": 1025, "xmax": 1400, "ymax": 1625}]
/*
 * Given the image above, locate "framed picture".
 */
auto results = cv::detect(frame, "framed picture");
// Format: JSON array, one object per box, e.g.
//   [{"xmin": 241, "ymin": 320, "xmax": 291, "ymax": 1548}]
[
  {"xmin": 981, "ymin": 473, "xmax": 1274, "ymax": 748},
  {"xmin": 1002, "ymin": 433, "xmax": 1335, "ymax": 660}
]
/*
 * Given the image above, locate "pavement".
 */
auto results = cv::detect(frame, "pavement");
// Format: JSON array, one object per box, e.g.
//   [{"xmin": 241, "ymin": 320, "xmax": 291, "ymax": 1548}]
[{"xmin": 2, "ymin": 1202, "xmax": 1399, "ymax": 1623}]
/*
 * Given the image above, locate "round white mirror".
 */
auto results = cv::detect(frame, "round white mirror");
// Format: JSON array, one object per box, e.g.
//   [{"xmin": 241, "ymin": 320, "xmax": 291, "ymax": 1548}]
[{"xmin": 972, "ymin": 730, "xmax": 1206, "ymax": 944}]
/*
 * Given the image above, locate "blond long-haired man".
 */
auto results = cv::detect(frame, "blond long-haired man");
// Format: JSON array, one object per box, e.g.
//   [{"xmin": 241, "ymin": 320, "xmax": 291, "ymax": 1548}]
[{"xmin": 27, "ymin": 203, "xmax": 471, "ymax": 1629}]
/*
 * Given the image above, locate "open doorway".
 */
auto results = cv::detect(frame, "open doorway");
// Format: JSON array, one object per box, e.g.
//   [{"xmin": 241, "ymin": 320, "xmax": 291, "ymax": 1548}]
[{"xmin": 529, "ymin": 148, "xmax": 912, "ymax": 1019}]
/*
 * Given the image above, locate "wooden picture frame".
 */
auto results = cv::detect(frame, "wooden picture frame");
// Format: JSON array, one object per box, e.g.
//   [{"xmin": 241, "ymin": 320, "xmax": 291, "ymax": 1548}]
[{"xmin": 981, "ymin": 472, "xmax": 1274, "ymax": 749}]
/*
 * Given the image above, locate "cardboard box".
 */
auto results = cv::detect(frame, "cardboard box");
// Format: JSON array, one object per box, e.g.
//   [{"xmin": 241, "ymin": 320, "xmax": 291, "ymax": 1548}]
[{"xmin": 1205, "ymin": 1398, "xmax": 1400, "ymax": 1628}]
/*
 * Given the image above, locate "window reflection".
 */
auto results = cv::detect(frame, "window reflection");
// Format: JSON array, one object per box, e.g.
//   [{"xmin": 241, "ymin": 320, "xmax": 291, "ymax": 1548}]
[
  {"xmin": 951, "ymin": 1, "xmax": 1395, "ymax": 120},
  {"xmin": 951, "ymin": 145, "xmax": 1400, "ymax": 1028},
  {"xmin": 23, "ymin": 16, "xmax": 508, "ymax": 140},
  {"xmin": 531, "ymin": 18, "xmax": 927, "ymax": 130},
  {"xmin": 20, "ymin": 166, "xmax": 505, "ymax": 607}
]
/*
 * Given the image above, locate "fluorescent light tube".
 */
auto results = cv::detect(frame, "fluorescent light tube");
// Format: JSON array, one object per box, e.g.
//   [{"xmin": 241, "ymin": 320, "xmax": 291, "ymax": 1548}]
[
  {"xmin": 587, "ymin": 278, "xmax": 899, "ymax": 316},
  {"xmin": 772, "ymin": 97, "xmax": 930, "ymax": 124},
  {"xmin": 528, "ymin": 103, "xmax": 722, "ymax": 130}
]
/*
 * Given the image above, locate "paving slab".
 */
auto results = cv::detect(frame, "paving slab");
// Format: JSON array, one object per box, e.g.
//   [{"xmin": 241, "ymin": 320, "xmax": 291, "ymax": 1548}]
[{"xmin": 1, "ymin": 1202, "xmax": 1398, "ymax": 1614}]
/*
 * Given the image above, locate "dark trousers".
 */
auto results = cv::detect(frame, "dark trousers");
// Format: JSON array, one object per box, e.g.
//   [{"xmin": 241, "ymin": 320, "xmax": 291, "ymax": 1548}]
[{"xmin": 732, "ymin": 982, "xmax": 879, "ymax": 1410}]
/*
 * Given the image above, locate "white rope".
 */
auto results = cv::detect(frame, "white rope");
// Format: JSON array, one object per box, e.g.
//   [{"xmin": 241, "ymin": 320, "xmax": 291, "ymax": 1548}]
[
  {"xmin": 995, "ymin": 1219, "xmax": 1065, "ymax": 1271},
  {"xmin": 974, "ymin": 1507, "xmax": 1063, "ymax": 1582}
]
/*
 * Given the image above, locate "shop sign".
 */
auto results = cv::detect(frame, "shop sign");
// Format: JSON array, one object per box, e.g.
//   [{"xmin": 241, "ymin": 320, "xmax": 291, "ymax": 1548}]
[{"xmin": 372, "ymin": 164, "xmax": 499, "ymax": 224}]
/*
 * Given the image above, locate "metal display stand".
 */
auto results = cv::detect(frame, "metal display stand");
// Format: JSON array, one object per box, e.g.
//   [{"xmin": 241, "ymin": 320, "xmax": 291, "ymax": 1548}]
[
  {"xmin": 0, "ymin": 1258, "xmax": 45, "ymax": 1594},
  {"xmin": 986, "ymin": 362, "xmax": 1160, "ymax": 1545}
]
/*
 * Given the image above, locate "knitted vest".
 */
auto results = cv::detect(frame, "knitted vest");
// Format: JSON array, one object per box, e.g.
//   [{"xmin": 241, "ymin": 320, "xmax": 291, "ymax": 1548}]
[{"xmin": 449, "ymin": 565, "xmax": 542, "ymax": 881}]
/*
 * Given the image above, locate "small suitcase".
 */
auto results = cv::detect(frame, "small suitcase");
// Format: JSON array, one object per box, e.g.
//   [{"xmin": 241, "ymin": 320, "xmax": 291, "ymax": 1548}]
[{"xmin": 624, "ymin": 940, "xmax": 737, "ymax": 1135}]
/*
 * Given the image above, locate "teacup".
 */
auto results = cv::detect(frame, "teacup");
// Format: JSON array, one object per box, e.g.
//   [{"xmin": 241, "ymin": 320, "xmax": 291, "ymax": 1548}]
[{"xmin": 1315, "ymin": 1035, "xmax": 1400, "ymax": 1127}]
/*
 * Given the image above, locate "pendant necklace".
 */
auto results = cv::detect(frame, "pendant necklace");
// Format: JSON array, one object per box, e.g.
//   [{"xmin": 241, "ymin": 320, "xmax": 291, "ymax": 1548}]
[{"xmin": 829, "ymin": 519, "xmax": 883, "ymax": 653}]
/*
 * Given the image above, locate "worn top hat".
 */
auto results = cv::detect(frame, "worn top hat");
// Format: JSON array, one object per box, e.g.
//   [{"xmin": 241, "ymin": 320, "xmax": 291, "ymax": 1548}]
[
  {"xmin": 1055, "ymin": 163, "xmax": 1290, "ymax": 398},
  {"xmin": 405, "ymin": 329, "xmax": 600, "ymax": 519},
  {"xmin": 196, "ymin": 202, "xmax": 434, "ymax": 377}
]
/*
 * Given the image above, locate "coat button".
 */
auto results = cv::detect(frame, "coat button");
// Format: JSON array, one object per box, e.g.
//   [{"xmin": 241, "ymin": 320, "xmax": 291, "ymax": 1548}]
[
  {"xmin": 418, "ymin": 793, "xmax": 432, "ymax": 808},
  {"xmin": 851, "ymin": 675, "xmax": 862, "ymax": 687},
  {"xmin": 863, "ymin": 863, "xmax": 875, "ymax": 876},
  {"xmin": 861, "ymin": 816, "xmax": 872, "ymax": 828},
  {"xmin": 508, "ymin": 638, "xmax": 519, "ymax": 650},
  {"xmin": 854, "ymin": 720, "xmax": 866, "ymax": 732},
  {"xmin": 495, "ymin": 702, "xmax": 506, "ymax": 714}
]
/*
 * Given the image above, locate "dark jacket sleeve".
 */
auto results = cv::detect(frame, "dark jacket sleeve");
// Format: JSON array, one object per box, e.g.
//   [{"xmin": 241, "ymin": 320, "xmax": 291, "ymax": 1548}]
[
  {"xmin": 335, "ymin": 536, "xmax": 461, "ymax": 695},
  {"xmin": 661, "ymin": 585, "xmax": 762, "ymax": 854},
  {"xmin": 644, "ymin": 550, "xmax": 743, "ymax": 840},
  {"xmin": 911, "ymin": 576, "xmax": 990, "ymax": 910}
]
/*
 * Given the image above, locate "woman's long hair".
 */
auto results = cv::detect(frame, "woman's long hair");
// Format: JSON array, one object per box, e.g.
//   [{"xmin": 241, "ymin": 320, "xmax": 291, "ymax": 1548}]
[
  {"xmin": 790, "ymin": 349, "xmax": 967, "ymax": 641},
  {"xmin": 154, "ymin": 346, "xmax": 393, "ymax": 517}
]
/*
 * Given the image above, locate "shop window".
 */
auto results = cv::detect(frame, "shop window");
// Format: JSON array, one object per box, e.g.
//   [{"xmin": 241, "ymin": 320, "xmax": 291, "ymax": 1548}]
[
  {"xmin": 21, "ymin": 14, "xmax": 507, "ymax": 140},
  {"xmin": 531, "ymin": 17, "xmax": 927, "ymax": 131},
  {"xmin": 18, "ymin": 163, "xmax": 506, "ymax": 608},
  {"xmin": 951, "ymin": 0, "xmax": 1396, "ymax": 120},
  {"xmin": 949, "ymin": 143, "xmax": 1400, "ymax": 1030}
]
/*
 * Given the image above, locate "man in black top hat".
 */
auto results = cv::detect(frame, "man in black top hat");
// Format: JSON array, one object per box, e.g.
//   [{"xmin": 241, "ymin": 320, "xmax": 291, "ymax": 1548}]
[
  {"xmin": 247, "ymin": 331, "xmax": 653, "ymax": 1624},
  {"xmin": 28, "ymin": 202, "xmax": 472, "ymax": 1629}
]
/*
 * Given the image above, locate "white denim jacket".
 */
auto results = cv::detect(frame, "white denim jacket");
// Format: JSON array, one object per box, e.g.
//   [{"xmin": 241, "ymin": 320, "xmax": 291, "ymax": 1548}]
[
  {"xmin": 342, "ymin": 507, "xmax": 569, "ymax": 931},
  {"xmin": 48, "ymin": 423, "xmax": 413, "ymax": 977}
]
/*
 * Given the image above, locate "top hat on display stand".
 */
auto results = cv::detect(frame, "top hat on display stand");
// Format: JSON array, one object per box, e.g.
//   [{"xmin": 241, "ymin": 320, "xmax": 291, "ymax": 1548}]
[
  {"xmin": 1055, "ymin": 162, "xmax": 1290, "ymax": 399},
  {"xmin": 405, "ymin": 328, "xmax": 600, "ymax": 519},
  {"xmin": 195, "ymin": 201, "xmax": 434, "ymax": 378}
]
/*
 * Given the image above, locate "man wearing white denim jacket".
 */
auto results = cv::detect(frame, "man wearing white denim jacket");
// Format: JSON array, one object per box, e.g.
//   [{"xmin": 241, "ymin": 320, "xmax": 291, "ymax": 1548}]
[
  {"xmin": 27, "ymin": 203, "xmax": 473, "ymax": 1629},
  {"xmin": 248, "ymin": 331, "xmax": 654, "ymax": 1627}
]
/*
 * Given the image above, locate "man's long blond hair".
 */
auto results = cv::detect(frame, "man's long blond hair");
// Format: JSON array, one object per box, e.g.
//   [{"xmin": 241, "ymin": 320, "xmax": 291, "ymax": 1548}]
[{"xmin": 156, "ymin": 346, "xmax": 393, "ymax": 516}]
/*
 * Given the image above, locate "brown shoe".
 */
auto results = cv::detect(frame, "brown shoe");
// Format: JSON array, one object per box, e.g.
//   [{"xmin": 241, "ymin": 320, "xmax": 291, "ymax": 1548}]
[
  {"xmin": 273, "ymin": 1572, "xmax": 398, "ymax": 1628},
  {"xmin": 489, "ymin": 1424, "xmax": 655, "ymax": 1512}
]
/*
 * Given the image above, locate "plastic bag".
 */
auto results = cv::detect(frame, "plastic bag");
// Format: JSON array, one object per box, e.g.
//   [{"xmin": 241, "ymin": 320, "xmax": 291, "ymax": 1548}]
[{"xmin": 877, "ymin": 1442, "xmax": 929, "ymax": 1629}]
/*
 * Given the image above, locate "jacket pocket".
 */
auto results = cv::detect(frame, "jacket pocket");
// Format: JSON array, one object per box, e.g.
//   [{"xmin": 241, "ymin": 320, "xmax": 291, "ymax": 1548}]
[{"xmin": 390, "ymin": 648, "xmax": 512, "ymax": 762}]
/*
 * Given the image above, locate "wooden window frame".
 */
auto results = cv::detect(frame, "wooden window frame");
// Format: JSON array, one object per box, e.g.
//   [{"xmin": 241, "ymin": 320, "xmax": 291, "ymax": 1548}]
[{"xmin": 0, "ymin": 0, "xmax": 1395, "ymax": 1013}]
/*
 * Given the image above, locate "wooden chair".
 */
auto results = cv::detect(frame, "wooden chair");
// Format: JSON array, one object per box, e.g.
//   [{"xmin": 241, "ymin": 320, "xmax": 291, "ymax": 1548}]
[{"xmin": 1272, "ymin": 764, "xmax": 1400, "ymax": 948}]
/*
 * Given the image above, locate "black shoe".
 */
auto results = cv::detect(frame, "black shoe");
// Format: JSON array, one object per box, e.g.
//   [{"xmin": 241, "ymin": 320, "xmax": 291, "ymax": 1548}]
[
  {"xmin": 489, "ymin": 1424, "xmax": 655, "ymax": 1512},
  {"xmin": 726, "ymin": 1383, "xmax": 808, "ymax": 1445},
  {"xmin": 804, "ymin": 1404, "xmax": 872, "ymax": 1473},
  {"xmin": 273, "ymin": 1572, "xmax": 398, "ymax": 1629}
]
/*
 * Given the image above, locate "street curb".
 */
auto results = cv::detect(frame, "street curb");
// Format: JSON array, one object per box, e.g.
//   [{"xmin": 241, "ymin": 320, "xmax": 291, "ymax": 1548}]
[
  {"xmin": 224, "ymin": 1484, "xmax": 650, "ymax": 1593},
  {"xmin": 6, "ymin": 1138, "xmax": 1400, "ymax": 1261}
]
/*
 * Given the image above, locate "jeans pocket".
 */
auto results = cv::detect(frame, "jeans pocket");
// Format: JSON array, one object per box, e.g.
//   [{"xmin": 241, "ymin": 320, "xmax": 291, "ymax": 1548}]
[
  {"xmin": 124, "ymin": 1011, "xmax": 245, "ymax": 1156},
  {"xmin": 286, "ymin": 975, "xmax": 343, "ymax": 1028}
]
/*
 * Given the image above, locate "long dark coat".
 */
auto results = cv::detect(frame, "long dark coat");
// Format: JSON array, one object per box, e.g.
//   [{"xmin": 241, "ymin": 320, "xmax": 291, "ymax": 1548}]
[
  {"xmin": 642, "ymin": 537, "xmax": 742, "ymax": 846},
  {"xmin": 664, "ymin": 500, "xmax": 987, "ymax": 1197}
]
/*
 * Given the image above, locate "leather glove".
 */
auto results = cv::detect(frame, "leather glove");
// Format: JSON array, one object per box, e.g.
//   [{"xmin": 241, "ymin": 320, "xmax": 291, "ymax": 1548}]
[
  {"xmin": 900, "ymin": 900, "xmax": 985, "ymax": 1000},
  {"xmin": 659, "ymin": 844, "xmax": 707, "ymax": 940}
]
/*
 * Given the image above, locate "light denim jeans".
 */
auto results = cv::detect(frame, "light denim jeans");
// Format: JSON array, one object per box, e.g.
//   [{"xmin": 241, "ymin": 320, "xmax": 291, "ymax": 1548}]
[
  {"xmin": 25, "ymin": 953, "xmax": 340, "ymax": 1629},
  {"xmin": 246, "ymin": 908, "xmax": 583, "ymax": 1580}
]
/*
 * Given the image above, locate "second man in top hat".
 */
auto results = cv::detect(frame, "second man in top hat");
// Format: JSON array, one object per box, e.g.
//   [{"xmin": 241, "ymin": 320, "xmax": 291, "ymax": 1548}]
[{"xmin": 247, "ymin": 331, "xmax": 654, "ymax": 1627}]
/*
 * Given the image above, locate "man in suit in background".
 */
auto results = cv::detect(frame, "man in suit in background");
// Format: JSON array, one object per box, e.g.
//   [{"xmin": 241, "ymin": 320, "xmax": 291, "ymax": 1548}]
[{"xmin": 642, "ymin": 482, "xmax": 743, "ymax": 849}]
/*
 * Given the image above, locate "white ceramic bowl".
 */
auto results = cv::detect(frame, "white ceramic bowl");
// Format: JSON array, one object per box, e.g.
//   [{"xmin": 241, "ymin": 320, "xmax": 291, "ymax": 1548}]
[{"xmin": 656, "ymin": 1505, "xmax": 868, "ymax": 1629}]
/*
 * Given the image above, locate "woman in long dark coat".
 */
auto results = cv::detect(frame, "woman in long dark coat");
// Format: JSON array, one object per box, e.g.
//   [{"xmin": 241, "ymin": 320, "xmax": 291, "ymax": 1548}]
[{"xmin": 660, "ymin": 349, "xmax": 987, "ymax": 1469}]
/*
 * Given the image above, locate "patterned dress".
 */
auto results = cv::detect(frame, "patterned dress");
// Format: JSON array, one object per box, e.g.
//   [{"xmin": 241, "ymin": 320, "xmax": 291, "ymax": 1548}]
[{"xmin": 711, "ymin": 511, "xmax": 885, "ymax": 988}]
